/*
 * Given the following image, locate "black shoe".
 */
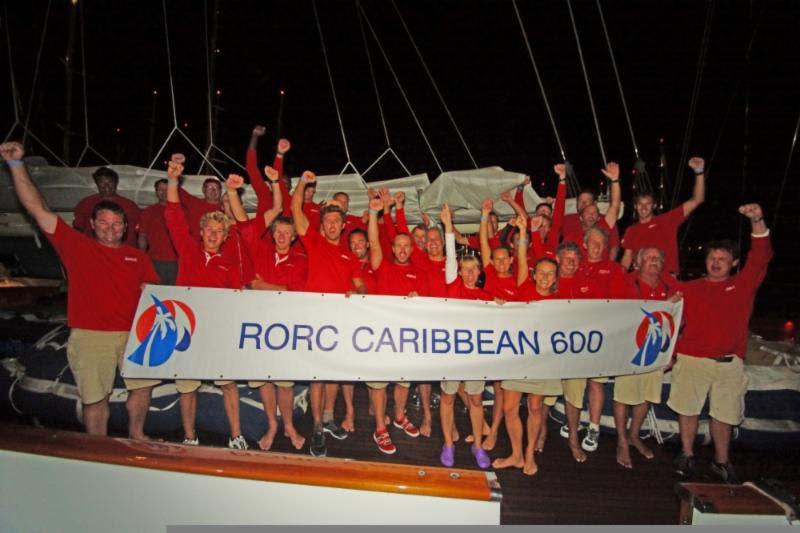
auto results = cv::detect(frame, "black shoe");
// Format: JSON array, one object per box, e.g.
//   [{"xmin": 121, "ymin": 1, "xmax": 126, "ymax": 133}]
[
  {"xmin": 711, "ymin": 461, "xmax": 740, "ymax": 485},
  {"xmin": 322, "ymin": 420, "xmax": 348, "ymax": 441},
  {"xmin": 673, "ymin": 453, "xmax": 697, "ymax": 477},
  {"xmin": 310, "ymin": 429, "xmax": 327, "ymax": 457}
]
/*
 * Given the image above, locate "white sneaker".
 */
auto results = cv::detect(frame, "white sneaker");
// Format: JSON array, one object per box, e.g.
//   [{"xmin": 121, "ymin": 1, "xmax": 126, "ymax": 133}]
[
  {"xmin": 228, "ymin": 435, "xmax": 249, "ymax": 450},
  {"xmin": 581, "ymin": 427, "xmax": 600, "ymax": 452},
  {"xmin": 182, "ymin": 437, "xmax": 199, "ymax": 446}
]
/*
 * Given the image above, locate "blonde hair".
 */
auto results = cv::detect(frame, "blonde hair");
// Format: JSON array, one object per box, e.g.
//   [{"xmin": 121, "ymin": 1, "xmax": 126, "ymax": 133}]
[{"xmin": 199, "ymin": 210, "xmax": 232, "ymax": 235}]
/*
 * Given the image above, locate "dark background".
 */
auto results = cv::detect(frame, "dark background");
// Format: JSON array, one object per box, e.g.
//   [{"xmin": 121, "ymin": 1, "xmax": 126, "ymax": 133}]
[{"xmin": 1, "ymin": 0, "xmax": 798, "ymax": 320}]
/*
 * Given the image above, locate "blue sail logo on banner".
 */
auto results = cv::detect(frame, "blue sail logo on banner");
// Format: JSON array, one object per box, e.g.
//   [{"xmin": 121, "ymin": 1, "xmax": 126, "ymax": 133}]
[
  {"xmin": 127, "ymin": 296, "xmax": 196, "ymax": 367},
  {"xmin": 632, "ymin": 308, "xmax": 675, "ymax": 367}
]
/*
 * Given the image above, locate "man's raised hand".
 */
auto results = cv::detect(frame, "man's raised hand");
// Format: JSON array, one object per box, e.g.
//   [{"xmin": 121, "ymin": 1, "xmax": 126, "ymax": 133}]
[
  {"xmin": 167, "ymin": 153, "xmax": 184, "ymax": 180},
  {"xmin": 600, "ymin": 161, "xmax": 620, "ymax": 181},
  {"xmin": 302, "ymin": 170, "xmax": 316, "ymax": 184},
  {"xmin": 554, "ymin": 163, "xmax": 566, "ymax": 180},
  {"xmin": 482, "ymin": 198, "xmax": 493, "ymax": 214},
  {"xmin": 499, "ymin": 190, "xmax": 514, "ymax": 203},
  {"xmin": 369, "ymin": 196, "xmax": 383, "ymax": 212},
  {"xmin": 252, "ymin": 125, "xmax": 266, "ymax": 137},
  {"xmin": 421, "ymin": 212, "xmax": 432, "ymax": 227},
  {"xmin": 393, "ymin": 191, "xmax": 405, "ymax": 209},
  {"xmin": 440, "ymin": 203, "xmax": 453, "ymax": 228},
  {"xmin": 378, "ymin": 187, "xmax": 393, "ymax": 209},
  {"xmin": 738, "ymin": 203, "xmax": 763, "ymax": 221},
  {"xmin": 277, "ymin": 138, "xmax": 291, "ymax": 155},
  {"xmin": 226, "ymin": 174, "xmax": 244, "ymax": 190},
  {"xmin": 264, "ymin": 165, "xmax": 279, "ymax": 183},
  {"xmin": 688, "ymin": 157, "xmax": 705, "ymax": 173},
  {"xmin": 530, "ymin": 214, "xmax": 543, "ymax": 230},
  {"xmin": 0, "ymin": 141, "xmax": 24, "ymax": 161}
]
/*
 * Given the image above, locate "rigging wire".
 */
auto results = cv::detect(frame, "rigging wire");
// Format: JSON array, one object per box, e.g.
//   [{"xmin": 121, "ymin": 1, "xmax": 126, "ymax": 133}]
[
  {"xmin": 21, "ymin": 0, "xmax": 51, "ymax": 144},
  {"xmin": 672, "ymin": 0, "xmax": 715, "ymax": 209},
  {"xmin": 358, "ymin": 1, "xmax": 444, "ymax": 175},
  {"xmin": 771, "ymin": 105, "xmax": 800, "ymax": 231},
  {"xmin": 355, "ymin": 4, "xmax": 411, "ymax": 177},
  {"xmin": 595, "ymin": 0, "xmax": 638, "ymax": 160},
  {"xmin": 312, "ymin": 0, "xmax": 358, "ymax": 176},
  {"xmin": 74, "ymin": 2, "xmax": 111, "ymax": 166},
  {"xmin": 566, "ymin": 0, "xmax": 607, "ymax": 167},
  {"xmin": 391, "ymin": 0, "xmax": 478, "ymax": 169}
]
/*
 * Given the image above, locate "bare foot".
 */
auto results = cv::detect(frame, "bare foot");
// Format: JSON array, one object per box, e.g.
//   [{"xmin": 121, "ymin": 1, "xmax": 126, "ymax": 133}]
[
  {"xmin": 284, "ymin": 429, "xmax": 306, "ymax": 450},
  {"xmin": 523, "ymin": 455, "xmax": 539, "ymax": 476},
  {"xmin": 341, "ymin": 414, "xmax": 355, "ymax": 433},
  {"xmin": 492, "ymin": 455, "xmax": 524, "ymax": 469},
  {"xmin": 569, "ymin": 442, "xmax": 587, "ymax": 463},
  {"xmin": 452, "ymin": 426, "xmax": 460, "ymax": 443},
  {"xmin": 535, "ymin": 434, "xmax": 546, "ymax": 453},
  {"xmin": 482, "ymin": 431, "xmax": 498, "ymax": 451},
  {"xmin": 465, "ymin": 434, "xmax": 474, "ymax": 443},
  {"xmin": 616, "ymin": 444, "xmax": 633, "ymax": 469},
  {"xmin": 258, "ymin": 426, "xmax": 279, "ymax": 451},
  {"xmin": 420, "ymin": 417, "xmax": 432, "ymax": 438},
  {"xmin": 630, "ymin": 437, "xmax": 654, "ymax": 459}
]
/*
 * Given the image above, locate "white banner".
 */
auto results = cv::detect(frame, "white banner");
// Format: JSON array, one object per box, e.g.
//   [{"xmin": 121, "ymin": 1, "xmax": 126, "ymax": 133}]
[{"xmin": 121, "ymin": 285, "xmax": 683, "ymax": 382}]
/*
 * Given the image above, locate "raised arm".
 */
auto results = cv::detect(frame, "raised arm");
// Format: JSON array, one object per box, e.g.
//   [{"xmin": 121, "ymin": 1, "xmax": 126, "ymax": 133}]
[
  {"xmin": 166, "ymin": 153, "xmax": 185, "ymax": 205},
  {"xmin": 367, "ymin": 195, "xmax": 384, "ymax": 271},
  {"xmin": 262, "ymin": 165, "xmax": 284, "ymax": 228},
  {"xmin": 291, "ymin": 170, "xmax": 315, "ymax": 236},
  {"xmin": 601, "ymin": 161, "xmax": 622, "ymax": 229},
  {"xmin": 246, "ymin": 125, "xmax": 273, "ymax": 212},
  {"xmin": 514, "ymin": 215, "xmax": 530, "ymax": 287},
  {"xmin": 225, "ymin": 174, "xmax": 249, "ymax": 222},
  {"xmin": 479, "ymin": 198, "xmax": 494, "ymax": 268},
  {"xmin": 274, "ymin": 138, "xmax": 292, "ymax": 216},
  {"xmin": 548, "ymin": 164, "xmax": 567, "ymax": 245},
  {"xmin": 1, "ymin": 142, "xmax": 57, "ymax": 234},
  {"xmin": 441, "ymin": 203, "xmax": 458, "ymax": 284},
  {"xmin": 500, "ymin": 189, "xmax": 526, "ymax": 218},
  {"xmin": 683, "ymin": 156, "xmax": 706, "ymax": 217},
  {"xmin": 513, "ymin": 175, "xmax": 531, "ymax": 213}
]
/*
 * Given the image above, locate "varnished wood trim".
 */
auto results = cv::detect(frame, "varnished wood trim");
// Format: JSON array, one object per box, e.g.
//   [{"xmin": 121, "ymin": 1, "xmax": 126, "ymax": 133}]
[{"xmin": 0, "ymin": 422, "xmax": 500, "ymax": 502}]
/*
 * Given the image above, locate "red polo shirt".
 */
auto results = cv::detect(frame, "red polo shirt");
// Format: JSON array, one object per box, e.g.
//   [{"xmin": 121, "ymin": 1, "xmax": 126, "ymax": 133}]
[
  {"xmin": 622, "ymin": 207, "xmax": 686, "ymax": 274},
  {"xmin": 299, "ymin": 228, "xmax": 363, "ymax": 294},
  {"xmin": 47, "ymin": 218, "xmax": 158, "ymax": 331},
  {"xmin": 139, "ymin": 203, "xmax": 179, "ymax": 261},
  {"xmin": 375, "ymin": 259, "xmax": 430, "ymax": 297}
]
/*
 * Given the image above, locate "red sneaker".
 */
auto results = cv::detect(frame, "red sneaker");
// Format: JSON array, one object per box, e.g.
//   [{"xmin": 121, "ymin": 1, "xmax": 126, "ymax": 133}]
[
  {"xmin": 392, "ymin": 416, "xmax": 420, "ymax": 438},
  {"xmin": 373, "ymin": 429, "xmax": 397, "ymax": 455}
]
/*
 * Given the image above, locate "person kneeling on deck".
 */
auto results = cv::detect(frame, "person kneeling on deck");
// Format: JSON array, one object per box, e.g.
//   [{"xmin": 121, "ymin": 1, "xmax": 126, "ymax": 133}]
[
  {"xmin": 364, "ymin": 194, "xmax": 428, "ymax": 454},
  {"xmin": 164, "ymin": 155, "xmax": 249, "ymax": 450},
  {"xmin": 494, "ymin": 213, "xmax": 563, "ymax": 476},
  {"xmin": 292, "ymin": 170, "xmax": 366, "ymax": 457},
  {"xmin": 1, "ymin": 141, "xmax": 160, "ymax": 439},
  {"xmin": 439, "ymin": 204, "xmax": 503, "ymax": 470},
  {"xmin": 668, "ymin": 204, "xmax": 772, "ymax": 484},
  {"xmin": 613, "ymin": 247, "xmax": 680, "ymax": 469}
]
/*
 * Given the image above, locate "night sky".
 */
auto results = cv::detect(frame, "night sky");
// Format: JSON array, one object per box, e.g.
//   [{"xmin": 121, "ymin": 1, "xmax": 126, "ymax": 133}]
[{"xmin": 2, "ymin": 1, "xmax": 799, "ymax": 318}]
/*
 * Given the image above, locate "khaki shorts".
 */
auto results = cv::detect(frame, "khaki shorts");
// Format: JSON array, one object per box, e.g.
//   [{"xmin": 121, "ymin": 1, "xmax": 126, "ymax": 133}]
[
  {"xmin": 440, "ymin": 380, "xmax": 485, "ymax": 396},
  {"xmin": 366, "ymin": 381, "xmax": 411, "ymax": 390},
  {"xmin": 248, "ymin": 381, "xmax": 295, "ymax": 389},
  {"xmin": 544, "ymin": 395, "xmax": 558, "ymax": 407},
  {"xmin": 502, "ymin": 379, "xmax": 563, "ymax": 396},
  {"xmin": 562, "ymin": 377, "xmax": 608, "ymax": 408},
  {"xmin": 176, "ymin": 379, "xmax": 202, "ymax": 394},
  {"xmin": 614, "ymin": 370, "xmax": 663, "ymax": 405},
  {"xmin": 667, "ymin": 353, "xmax": 748, "ymax": 426},
  {"xmin": 67, "ymin": 328, "xmax": 160, "ymax": 405}
]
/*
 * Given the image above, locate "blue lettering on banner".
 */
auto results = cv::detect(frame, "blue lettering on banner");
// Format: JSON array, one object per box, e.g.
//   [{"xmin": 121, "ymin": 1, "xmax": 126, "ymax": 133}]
[
  {"xmin": 352, "ymin": 326, "xmax": 374, "ymax": 352},
  {"xmin": 316, "ymin": 325, "xmax": 338, "ymax": 352},
  {"xmin": 518, "ymin": 331, "xmax": 540, "ymax": 355},
  {"xmin": 376, "ymin": 328, "xmax": 398, "ymax": 352},
  {"xmin": 454, "ymin": 329, "xmax": 473, "ymax": 354},
  {"xmin": 496, "ymin": 330, "xmax": 518, "ymax": 355},
  {"xmin": 551, "ymin": 330, "xmax": 604, "ymax": 354},
  {"xmin": 399, "ymin": 328, "xmax": 420, "ymax": 354},
  {"xmin": 476, "ymin": 329, "xmax": 494, "ymax": 355},
  {"xmin": 431, "ymin": 329, "xmax": 451, "ymax": 354},
  {"xmin": 265, "ymin": 323, "xmax": 290, "ymax": 350},
  {"xmin": 239, "ymin": 322, "xmax": 262, "ymax": 349},
  {"xmin": 293, "ymin": 324, "xmax": 314, "ymax": 350}
]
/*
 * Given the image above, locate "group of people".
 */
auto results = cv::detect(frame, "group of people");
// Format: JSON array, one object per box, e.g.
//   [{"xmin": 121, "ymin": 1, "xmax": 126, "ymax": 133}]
[{"xmin": 0, "ymin": 126, "xmax": 771, "ymax": 483}]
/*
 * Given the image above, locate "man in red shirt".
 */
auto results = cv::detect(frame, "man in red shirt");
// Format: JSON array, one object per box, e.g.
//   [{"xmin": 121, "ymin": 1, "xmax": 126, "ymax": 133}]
[
  {"xmin": 614, "ymin": 246, "xmax": 679, "ymax": 469},
  {"xmin": 246, "ymin": 125, "xmax": 293, "ymax": 220},
  {"xmin": 362, "ymin": 196, "xmax": 429, "ymax": 454},
  {"xmin": 292, "ymin": 170, "xmax": 366, "ymax": 457},
  {"xmin": 138, "ymin": 178, "xmax": 179, "ymax": 285},
  {"xmin": 668, "ymin": 204, "xmax": 772, "ymax": 483},
  {"xmin": 562, "ymin": 162, "xmax": 622, "ymax": 260},
  {"xmin": 73, "ymin": 166, "xmax": 141, "ymax": 246},
  {"xmin": 2, "ymin": 141, "xmax": 159, "ymax": 439},
  {"xmin": 620, "ymin": 157, "xmax": 705, "ymax": 273},
  {"xmin": 165, "ymin": 156, "xmax": 248, "ymax": 450}
]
